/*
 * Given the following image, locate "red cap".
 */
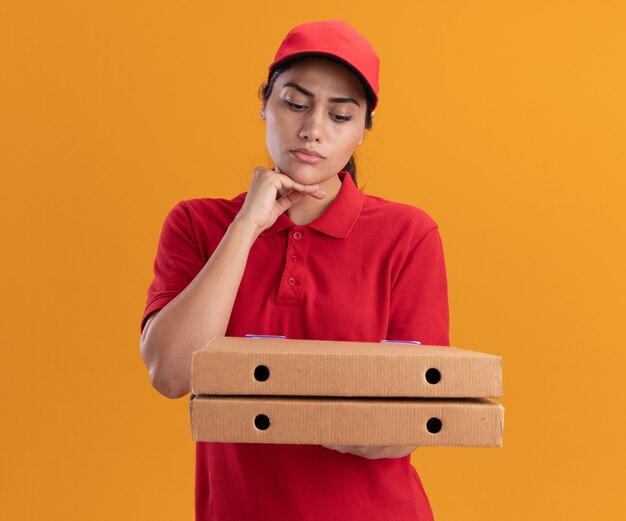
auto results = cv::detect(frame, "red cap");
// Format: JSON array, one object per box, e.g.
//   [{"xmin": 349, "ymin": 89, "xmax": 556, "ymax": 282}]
[{"xmin": 268, "ymin": 20, "xmax": 380, "ymax": 110}]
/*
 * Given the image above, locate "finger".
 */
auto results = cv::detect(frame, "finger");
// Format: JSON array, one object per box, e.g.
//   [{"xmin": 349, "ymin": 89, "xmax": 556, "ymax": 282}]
[
  {"xmin": 272, "ymin": 173, "xmax": 323, "ymax": 195},
  {"xmin": 260, "ymin": 169, "xmax": 326, "ymax": 198},
  {"xmin": 308, "ymin": 188, "xmax": 327, "ymax": 199},
  {"xmin": 275, "ymin": 189, "xmax": 306, "ymax": 214},
  {"xmin": 323, "ymin": 444, "xmax": 358, "ymax": 454},
  {"xmin": 275, "ymin": 181, "xmax": 325, "ymax": 200},
  {"xmin": 281, "ymin": 182, "xmax": 326, "ymax": 199}
]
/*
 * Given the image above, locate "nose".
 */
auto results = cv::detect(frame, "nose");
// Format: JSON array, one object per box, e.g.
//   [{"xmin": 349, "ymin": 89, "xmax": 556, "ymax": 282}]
[{"xmin": 298, "ymin": 107, "xmax": 324, "ymax": 143}]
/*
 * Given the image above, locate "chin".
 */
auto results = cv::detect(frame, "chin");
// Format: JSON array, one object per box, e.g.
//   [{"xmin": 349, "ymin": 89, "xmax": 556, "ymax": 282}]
[{"xmin": 281, "ymin": 160, "xmax": 340, "ymax": 186}]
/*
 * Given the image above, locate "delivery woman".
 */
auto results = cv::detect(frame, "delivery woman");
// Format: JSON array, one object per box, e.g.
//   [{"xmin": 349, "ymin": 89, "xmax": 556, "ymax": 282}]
[{"xmin": 140, "ymin": 19, "xmax": 449, "ymax": 521}]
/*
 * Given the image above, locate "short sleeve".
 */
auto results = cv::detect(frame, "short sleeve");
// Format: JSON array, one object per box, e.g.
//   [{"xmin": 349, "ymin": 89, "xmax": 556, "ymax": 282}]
[
  {"xmin": 140, "ymin": 201, "xmax": 205, "ymax": 333},
  {"xmin": 386, "ymin": 226, "xmax": 450, "ymax": 346}
]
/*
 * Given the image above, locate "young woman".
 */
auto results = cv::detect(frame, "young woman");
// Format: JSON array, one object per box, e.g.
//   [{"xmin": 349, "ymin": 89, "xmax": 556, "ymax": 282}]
[{"xmin": 140, "ymin": 19, "xmax": 449, "ymax": 521}]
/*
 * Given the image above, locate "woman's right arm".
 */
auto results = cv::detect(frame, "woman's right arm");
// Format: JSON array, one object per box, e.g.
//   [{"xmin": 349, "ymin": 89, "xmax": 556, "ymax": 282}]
[{"xmin": 139, "ymin": 167, "xmax": 325, "ymax": 399}]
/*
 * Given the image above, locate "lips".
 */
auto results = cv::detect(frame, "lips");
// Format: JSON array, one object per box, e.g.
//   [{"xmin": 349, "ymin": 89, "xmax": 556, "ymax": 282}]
[
  {"xmin": 290, "ymin": 149, "xmax": 326, "ymax": 164},
  {"xmin": 292, "ymin": 148, "xmax": 325, "ymax": 158}
]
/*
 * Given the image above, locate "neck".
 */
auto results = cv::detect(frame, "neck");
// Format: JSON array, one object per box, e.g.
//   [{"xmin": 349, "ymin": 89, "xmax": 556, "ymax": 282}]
[{"xmin": 286, "ymin": 174, "xmax": 343, "ymax": 225}]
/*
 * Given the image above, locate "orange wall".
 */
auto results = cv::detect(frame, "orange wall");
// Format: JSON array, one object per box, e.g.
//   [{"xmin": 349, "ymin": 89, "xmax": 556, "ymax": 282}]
[{"xmin": 1, "ymin": 1, "xmax": 625, "ymax": 519}]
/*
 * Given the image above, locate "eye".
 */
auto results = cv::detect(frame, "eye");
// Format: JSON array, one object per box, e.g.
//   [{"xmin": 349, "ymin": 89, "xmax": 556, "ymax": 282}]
[
  {"xmin": 285, "ymin": 99, "xmax": 306, "ymax": 110},
  {"xmin": 331, "ymin": 113, "xmax": 353, "ymax": 123}
]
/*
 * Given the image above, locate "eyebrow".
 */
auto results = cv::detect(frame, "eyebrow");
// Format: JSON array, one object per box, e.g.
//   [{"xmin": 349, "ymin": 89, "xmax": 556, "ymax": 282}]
[{"xmin": 283, "ymin": 82, "xmax": 361, "ymax": 107}]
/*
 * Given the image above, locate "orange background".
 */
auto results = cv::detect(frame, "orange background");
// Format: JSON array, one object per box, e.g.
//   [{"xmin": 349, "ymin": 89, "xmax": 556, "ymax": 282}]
[{"xmin": 1, "ymin": 1, "xmax": 625, "ymax": 519}]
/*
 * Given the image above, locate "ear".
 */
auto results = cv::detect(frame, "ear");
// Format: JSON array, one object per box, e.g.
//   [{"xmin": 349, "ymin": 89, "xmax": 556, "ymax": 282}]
[
  {"xmin": 260, "ymin": 108, "xmax": 266, "ymax": 120},
  {"xmin": 357, "ymin": 110, "xmax": 374, "ymax": 145},
  {"xmin": 357, "ymin": 127, "xmax": 366, "ymax": 146}
]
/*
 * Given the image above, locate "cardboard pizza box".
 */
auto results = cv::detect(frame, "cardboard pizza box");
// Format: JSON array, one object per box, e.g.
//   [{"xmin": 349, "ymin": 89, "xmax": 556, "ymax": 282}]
[
  {"xmin": 191, "ymin": 337, "xmax": 502, "ymax": 398},
  {"xmin": 190, "ymin": 395, "xmax": 504, "ymax": 447}
]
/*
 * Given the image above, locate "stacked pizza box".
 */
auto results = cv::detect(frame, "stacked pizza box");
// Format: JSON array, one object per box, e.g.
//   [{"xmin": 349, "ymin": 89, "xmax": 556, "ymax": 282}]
[{"xmin": 189, "ymin": 337, "xmax": 504, "ymax": 447}]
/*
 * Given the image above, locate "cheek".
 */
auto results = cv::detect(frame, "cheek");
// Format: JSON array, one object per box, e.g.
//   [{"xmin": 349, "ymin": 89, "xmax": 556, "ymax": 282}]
[
  {"xmin": 265, "ymin": 114, "xmax": 291, "ymax": 148},
  {"xmin": 332, "ymin": 128, "xmax": 364, "ymax": 156},
  {"xmin": 264, "ymin": 120, "xmax": 282, "ymax": 154},
  {"xmin": 264, "ymin": 119, "xmax": 293, "ymax": 169}
]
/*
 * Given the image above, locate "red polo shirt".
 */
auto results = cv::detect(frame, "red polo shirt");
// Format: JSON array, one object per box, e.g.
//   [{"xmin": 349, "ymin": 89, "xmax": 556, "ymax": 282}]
[{"xmin": 141, "ymin": 172, "xmax": 449, "ymax": 521}]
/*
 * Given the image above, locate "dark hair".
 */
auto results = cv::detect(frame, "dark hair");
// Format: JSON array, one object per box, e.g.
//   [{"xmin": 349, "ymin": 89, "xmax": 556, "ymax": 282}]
[{"xmin": 258, "ymin": 58, "xmax": 375, "ymax": 185}]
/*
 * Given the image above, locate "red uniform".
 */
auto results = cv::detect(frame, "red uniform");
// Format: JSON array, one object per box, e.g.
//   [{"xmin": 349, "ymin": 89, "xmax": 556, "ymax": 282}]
[{"xmin": 142, "ymin": 172, "xmax": 449, "ymax": 520}]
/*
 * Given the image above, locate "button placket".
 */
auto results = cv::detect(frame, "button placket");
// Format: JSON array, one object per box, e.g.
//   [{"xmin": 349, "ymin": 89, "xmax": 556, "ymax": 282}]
[{"xmin": 276, "ymin": 227, "xmax": 310, "ymax": 305}]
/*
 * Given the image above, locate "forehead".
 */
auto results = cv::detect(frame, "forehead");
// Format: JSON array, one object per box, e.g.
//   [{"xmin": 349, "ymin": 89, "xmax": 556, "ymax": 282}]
[{"xmin": 277, "ymin": 57, "xmax": 366, "ymax": 100}]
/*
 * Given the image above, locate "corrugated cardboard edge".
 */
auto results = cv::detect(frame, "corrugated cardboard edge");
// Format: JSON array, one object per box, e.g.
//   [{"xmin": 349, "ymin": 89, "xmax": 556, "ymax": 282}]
[
  {"xmin": 191, "ymin": 337, "xmax": 503, "ymax": 398},
  {"xmin": 189, "ymin": 395, "xmax": 505, "ymax": 447},
  {"xmin": 194, "ymin": 336, "xmax": 502, "ymax": 357}
]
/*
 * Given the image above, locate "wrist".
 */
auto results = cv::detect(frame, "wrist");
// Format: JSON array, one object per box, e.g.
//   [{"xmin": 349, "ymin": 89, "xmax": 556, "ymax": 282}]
[{"xmin": 230, "ymin": 215, "xmax": 263, "ymax": 245}]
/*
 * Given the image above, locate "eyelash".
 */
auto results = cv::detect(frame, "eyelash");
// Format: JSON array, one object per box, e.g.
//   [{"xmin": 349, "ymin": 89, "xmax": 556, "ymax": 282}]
[{"xmin": 284, "ymin": 100, "xmax": 353, "ymax": 122}]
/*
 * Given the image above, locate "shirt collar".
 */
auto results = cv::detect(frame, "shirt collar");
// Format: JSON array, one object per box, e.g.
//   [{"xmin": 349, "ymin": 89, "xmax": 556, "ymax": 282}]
[{"xmin": 260, "ymin": 171, "xmax": 365, "ymax": 239}]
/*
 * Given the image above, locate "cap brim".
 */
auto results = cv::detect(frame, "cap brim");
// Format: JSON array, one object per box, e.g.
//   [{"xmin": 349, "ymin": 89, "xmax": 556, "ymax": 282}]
[{"xmin": 269, "ymin": 52, "xmax": 378, "ymax": 109}]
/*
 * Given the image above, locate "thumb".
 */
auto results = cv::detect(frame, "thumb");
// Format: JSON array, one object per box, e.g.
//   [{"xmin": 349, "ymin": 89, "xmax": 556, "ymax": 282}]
[{"xmin": 275, "ymin": 189, "xmax": 306, "ymax": 214}]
